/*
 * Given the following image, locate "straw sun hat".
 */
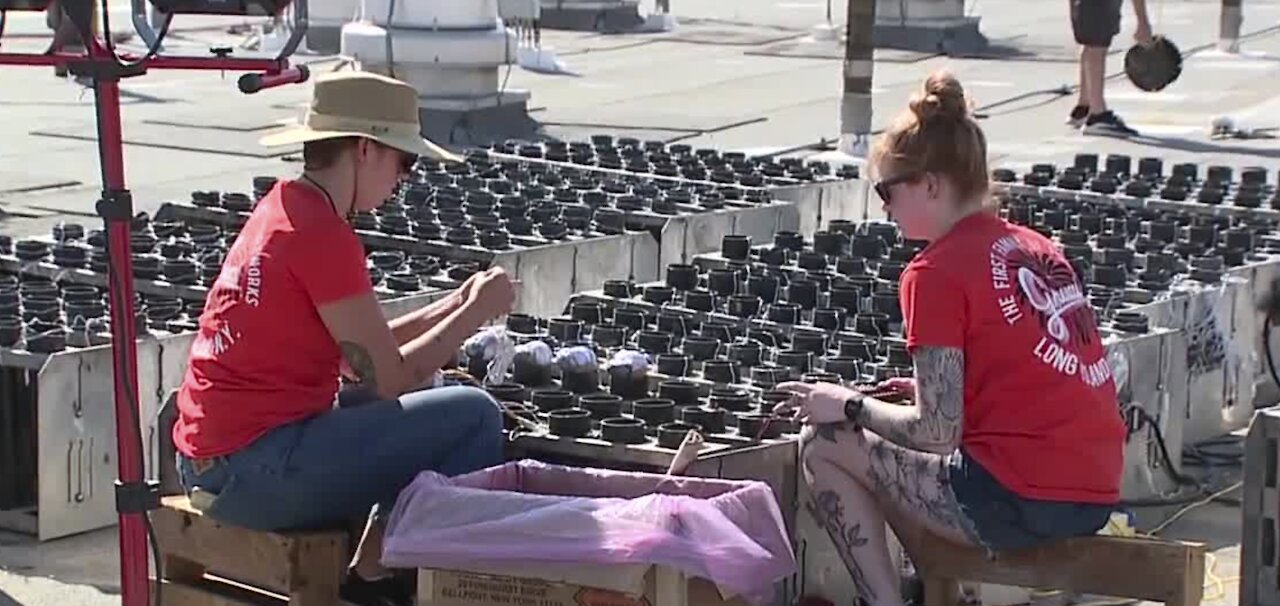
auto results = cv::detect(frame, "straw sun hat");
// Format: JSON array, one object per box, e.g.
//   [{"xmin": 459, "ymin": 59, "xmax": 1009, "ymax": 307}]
[{"xmin": 260, "ymin": 70, "xmax": 461, "ymax": 163}]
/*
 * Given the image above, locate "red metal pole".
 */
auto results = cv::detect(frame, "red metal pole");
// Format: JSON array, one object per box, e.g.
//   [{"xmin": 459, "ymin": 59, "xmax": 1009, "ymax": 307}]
[
  {"xmin": 83, "ymin": 37, "xmax": 151, "ymax": 606},
  {"xmin": 0, "ymin": 17, "xmax": 306, "ymax": 606}
]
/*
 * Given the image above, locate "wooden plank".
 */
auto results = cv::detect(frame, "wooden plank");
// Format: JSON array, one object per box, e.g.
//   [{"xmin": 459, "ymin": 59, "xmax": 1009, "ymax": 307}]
[
  {"xmin": 913, "ymin": 536, "xmax": 1206, "ymax": 605},
  {"xmin": 152, "ymin": 578, "xmax": 283, "ymax": 606},
  {"xmin": 287, "ymin": 532, "xmax": 347, "ymax": 606},
  {"xmin": 155, "ymin": 497, "xmax": 348, "ymax": 602},
  {"xmin": 153, "ymin": 497, "xmax": 297, "ymax": 594}
]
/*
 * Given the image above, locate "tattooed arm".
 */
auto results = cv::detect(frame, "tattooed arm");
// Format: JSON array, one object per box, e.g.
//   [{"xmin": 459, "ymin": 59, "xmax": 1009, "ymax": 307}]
[{"xmin": 852, "ymin": 346, "xmax": 965, "ymax": 455}]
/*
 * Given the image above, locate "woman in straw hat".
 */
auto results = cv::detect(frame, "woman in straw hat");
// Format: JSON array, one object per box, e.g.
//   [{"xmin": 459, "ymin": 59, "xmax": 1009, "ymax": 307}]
[{"xmin": 171, "ymin": 71, "xmax": 514, "ymax": 606}]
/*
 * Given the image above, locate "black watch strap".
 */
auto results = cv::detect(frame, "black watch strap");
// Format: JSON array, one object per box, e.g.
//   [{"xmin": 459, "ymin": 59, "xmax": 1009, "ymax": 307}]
[{"xmin": 843, "ymin": 396, "xmax": 864, "ymax": 422}]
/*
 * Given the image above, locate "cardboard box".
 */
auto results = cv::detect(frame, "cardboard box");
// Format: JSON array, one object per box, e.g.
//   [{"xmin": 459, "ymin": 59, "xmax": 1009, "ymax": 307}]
[{"xmin": 419, "ymin": 566, "xmax": 750, "ymax": 606}]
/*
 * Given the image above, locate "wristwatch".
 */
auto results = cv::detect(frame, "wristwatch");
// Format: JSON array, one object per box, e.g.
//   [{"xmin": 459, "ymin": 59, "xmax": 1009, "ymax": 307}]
[{"xmin": 843, "ymin": 394, "xmax": 865, "ymax": 422}]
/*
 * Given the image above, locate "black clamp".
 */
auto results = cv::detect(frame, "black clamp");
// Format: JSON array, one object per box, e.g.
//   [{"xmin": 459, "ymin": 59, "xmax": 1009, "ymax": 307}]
[
  {"xmin": 66, "ymin": 59, "xmax": 148, "ymax": 81},
  {"xmin": 115, "ymin": 479, "xmax": 162, "ymax": 514},
  {"xmin": 96, "ymin": 189, "xmax": 135, "ymax": 222}
]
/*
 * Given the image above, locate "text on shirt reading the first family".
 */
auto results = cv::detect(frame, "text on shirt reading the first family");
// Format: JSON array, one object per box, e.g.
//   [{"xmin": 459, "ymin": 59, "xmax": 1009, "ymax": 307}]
[{"xmin": 988, "ymin": 235, "xmax": 1113, "ymax": 388}]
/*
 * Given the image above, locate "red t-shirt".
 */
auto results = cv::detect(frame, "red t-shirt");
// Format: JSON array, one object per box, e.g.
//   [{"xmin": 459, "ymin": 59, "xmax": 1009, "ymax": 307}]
[
  {"xmin": 173, "ymin": 180, "xmax": 372, "ymax": 458},
  {"xmin": 899, "ymin": 211, "xmax": 1125, "ymax": 504}
]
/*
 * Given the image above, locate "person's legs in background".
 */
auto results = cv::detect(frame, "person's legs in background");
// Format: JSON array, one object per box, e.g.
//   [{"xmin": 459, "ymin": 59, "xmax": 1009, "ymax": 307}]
[
  {"xmin": 1069, "ymin": 0, "xmax": 1138, "ymax": 136},
  {"xmin": 47, "ymin": 0, "xmax": 98, "ymax": 84}
]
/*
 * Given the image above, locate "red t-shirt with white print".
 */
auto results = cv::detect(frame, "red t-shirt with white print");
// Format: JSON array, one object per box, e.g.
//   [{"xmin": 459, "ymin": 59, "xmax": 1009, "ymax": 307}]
[
  {"xmin": 173, "ymin": 180, "xmax": 372, "ymax": 458},
  {"xmin": 899, "ymin": 211, "xmax": 1125, "ymax": 504}
]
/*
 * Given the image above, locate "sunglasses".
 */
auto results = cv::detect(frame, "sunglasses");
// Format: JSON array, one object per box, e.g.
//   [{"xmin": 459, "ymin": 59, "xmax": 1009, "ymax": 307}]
[
  {"xmin": 398, "ymin": 151, "xmax": 419, "ymax": 175},
  {"xmin": 874, "ymin": 173, "xmax": 920, "ymax": 205},
  {"xmin": 373, "ymin": 141, "xmax": 418, "ymax": 175}
]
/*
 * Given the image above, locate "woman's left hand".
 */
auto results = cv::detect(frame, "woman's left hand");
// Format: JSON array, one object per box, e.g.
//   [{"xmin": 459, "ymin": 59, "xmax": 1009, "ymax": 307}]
[
  {"xmin": 774, "ymin": 381, "xmax": 858, "ymax": 425},
  {"xmin": 450, "ymin": 272, "xmax": 483, "ymax": 307}
]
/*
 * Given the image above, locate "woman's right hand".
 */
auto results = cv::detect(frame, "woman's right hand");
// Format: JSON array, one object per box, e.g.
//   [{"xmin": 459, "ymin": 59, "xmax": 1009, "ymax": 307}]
[
  {"xmin": 875, "ymin": 377, "xmax": 917, "ymax": 399},
  {"xmin": 466, "ymin": 267, "xmax": 516, "ymax": 319}
]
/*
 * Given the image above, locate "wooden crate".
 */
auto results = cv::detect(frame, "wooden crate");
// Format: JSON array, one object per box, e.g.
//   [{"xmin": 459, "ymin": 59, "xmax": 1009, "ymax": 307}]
[
  {"xmin": 910, "ymin": 534, "xmax": 1207, "ymax": 606},
  {"xmin": 151, "ymin": 496, "xmax": 350, "ymax": 606}
]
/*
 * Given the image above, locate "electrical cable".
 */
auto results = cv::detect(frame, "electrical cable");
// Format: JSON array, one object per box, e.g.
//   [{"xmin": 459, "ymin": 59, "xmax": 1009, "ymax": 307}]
[
  {"xmin": 82, "ymin": 164, "xmax": 161, "ymax": 604},
  {"xmin": 1183, "ymin": 434, "xmax": 1244, "ymax": 468},
  {"xmin": 1266, "ymin": 310, "xmax": 1280, "ymax": 393},
  {"xmin": 1117, "ymin": 405, "xmax": 1205, "ymax": 507},
  {"xmin": 103, "ymin": 231, "xmax": 164, "ymax": 606},
  {"xmin": 100, "ymin": 0, "xmax": 171, "ymax": 67},
  {"xmin": 1148, "ymin": 480, "xmax": 1243, "ymax": 535}
]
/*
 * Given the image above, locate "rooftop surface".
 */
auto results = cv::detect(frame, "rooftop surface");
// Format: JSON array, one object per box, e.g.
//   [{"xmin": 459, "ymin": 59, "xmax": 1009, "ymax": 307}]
[{"xmin": 1, "ymin": 0, "xmax": 1276, "ymax": 604}]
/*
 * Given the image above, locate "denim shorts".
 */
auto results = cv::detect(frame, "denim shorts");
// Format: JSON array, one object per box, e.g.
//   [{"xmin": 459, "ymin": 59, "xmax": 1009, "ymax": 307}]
[{"xmin": 944, "ymin": 449, "xmax": 1115, "ymax": 553}]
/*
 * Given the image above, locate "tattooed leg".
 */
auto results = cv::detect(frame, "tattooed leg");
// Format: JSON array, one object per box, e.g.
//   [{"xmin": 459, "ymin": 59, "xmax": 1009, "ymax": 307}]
[
  {"xmin": 802, "ymin": 423, "xmax": 975, "ymax": 606},
  {"xmin": 802, "ymin": 425, "xmax": 900, "ymax": 606},
  {"xmin": 805, "ymin": 423, "xmax": 972, "ymax": 545}
]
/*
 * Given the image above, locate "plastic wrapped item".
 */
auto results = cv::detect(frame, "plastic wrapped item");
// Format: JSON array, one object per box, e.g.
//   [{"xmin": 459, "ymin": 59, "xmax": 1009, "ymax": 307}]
[
  {"xmin": 382, "ymin": 460, "xmax": 795, "ymax": 605},
  {"xmin": 464, "ymin": 325, "xmax": 517, "ymax": 383}
]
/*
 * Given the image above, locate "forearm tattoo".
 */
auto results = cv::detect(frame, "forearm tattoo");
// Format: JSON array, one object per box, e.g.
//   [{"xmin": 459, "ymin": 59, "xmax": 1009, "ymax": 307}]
[
  {"xmin": 856, "ymin": 346, "xmax": 964, "ymax": 453},
  {"xmin": 339, "ymin": 341, "xmax": 378, "ymax": 393},
  {"xmin": 807, "ymin": 489, "xmax": 877, "ymax": 603}
]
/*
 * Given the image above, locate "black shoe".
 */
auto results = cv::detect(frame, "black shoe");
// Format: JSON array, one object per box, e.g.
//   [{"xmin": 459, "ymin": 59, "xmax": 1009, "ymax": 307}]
[
  {"xmin": 1083, "ymin": 111, "xmax": 1139, "ymax": 137},
  {"xmin": 340, "ymin": 571, "xmax": 412, "ymax": 606},
  {"xmin": 1066, "ymin": 104, "xmax": 1089, "ymax": 128}
]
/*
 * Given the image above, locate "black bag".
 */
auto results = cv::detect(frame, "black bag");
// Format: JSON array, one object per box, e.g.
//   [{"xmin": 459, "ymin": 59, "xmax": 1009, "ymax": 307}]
[{"xmin": 1124, "ymin": 35, "xmax": 1183, "ymax": 92}]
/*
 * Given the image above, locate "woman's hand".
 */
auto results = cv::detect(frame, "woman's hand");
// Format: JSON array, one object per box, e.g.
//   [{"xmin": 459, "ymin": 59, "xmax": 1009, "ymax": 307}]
[
  {"xmin": 466, "ymin": 267, "xmax": 516, "ymax": 319},
  {"xmin": 774, "ymin": 381, "xmax": 859, "ymax": 425},
  {"xmin": 450, "ymin": 271, "xmax": 483, "ymax": 307},
  {"xmin": 874, "ymin": 377, "xmax": 917, "ymax": 399}
]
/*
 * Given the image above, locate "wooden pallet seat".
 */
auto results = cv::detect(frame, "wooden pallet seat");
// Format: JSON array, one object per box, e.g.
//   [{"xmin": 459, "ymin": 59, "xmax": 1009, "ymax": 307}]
[
  {"xmin": 913, "ymin": 534, "xmax": 1207, "ymax": 606},
  {"xmin": 151, "ymin": 496, "xmax": 350, "ymax": 606}
]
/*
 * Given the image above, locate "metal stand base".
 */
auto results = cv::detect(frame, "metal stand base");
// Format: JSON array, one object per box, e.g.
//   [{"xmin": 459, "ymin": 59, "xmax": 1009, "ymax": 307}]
[
  {"xmin": 874, "ymin": 17, "xmax": 988, "ymax": 54},
  {"xmin": 421, "ymin": 98, "xmax": 539, "ymax": 149},
  {"xmin": 539, "ymin": 4, "xmax": 644, "ymax": 32},
  {"xmin": 306, "ymin": 25, "xmax": 341, "ymax": 55}
]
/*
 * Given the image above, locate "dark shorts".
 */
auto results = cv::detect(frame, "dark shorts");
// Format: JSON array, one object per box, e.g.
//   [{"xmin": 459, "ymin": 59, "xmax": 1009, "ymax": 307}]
[
  {"xmin": 1070, "ymin": 0, "xmax": 1122, "ymax": 47},
  {"xmin": 945, "ymin": 449, "xmax": 1115, "ymax": 553}
]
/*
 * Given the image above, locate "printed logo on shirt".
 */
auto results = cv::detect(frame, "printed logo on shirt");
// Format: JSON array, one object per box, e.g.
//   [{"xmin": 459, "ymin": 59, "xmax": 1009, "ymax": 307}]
[
  {"xmin": 244, "ymin": 254, "xmax": 263, "ymax": 307},
  {"xmin": 210, "ymin": 254, "xmax": 264, "ymax": 308},
  {"xmin": 989, "ymin": 235, "xmax": 1113, "ymax": 388},
  {"xmin": 191, "ymin": 321, "xmax": 239, "ymax": 358}
]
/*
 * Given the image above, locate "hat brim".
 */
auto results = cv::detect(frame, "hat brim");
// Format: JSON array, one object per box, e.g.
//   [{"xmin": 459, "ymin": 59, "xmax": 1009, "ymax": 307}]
[{"xmin": 259, "ymin": 125, "xmax": 462, "ymax": 163}]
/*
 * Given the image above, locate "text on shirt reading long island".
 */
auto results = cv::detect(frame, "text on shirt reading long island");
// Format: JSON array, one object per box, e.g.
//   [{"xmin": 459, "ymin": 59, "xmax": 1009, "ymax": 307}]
[{"xmin": 989, "ymin": 235, "xmax": 1113, "ymax": 389}]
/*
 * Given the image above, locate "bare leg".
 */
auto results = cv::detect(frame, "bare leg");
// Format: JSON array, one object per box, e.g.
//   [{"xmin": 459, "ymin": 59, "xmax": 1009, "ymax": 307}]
[
  {"xmin": 1076, "ymin": 46, "xmax": 1089, "ymax": 109},
  {"xmin": 802, "ymin": 424, "xmax": 974, "ymax": 606},
  {"xmin": 1082, "ymin": 46, "xmax": 1109, "ymax": 115},
  {"xmin": 806, "ymin": 450, "xmax": 899, "ymax": 605}
]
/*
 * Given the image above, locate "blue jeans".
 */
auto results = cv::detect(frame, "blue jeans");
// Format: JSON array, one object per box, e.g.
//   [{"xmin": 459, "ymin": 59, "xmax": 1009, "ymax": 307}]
[
  {"xmin": 946, "ymin": 449, "xmax": 1115, "ymax": 553},
  {"xmin": 176, "ymin": 385, "xmax": 504, "ymax": 532}
]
